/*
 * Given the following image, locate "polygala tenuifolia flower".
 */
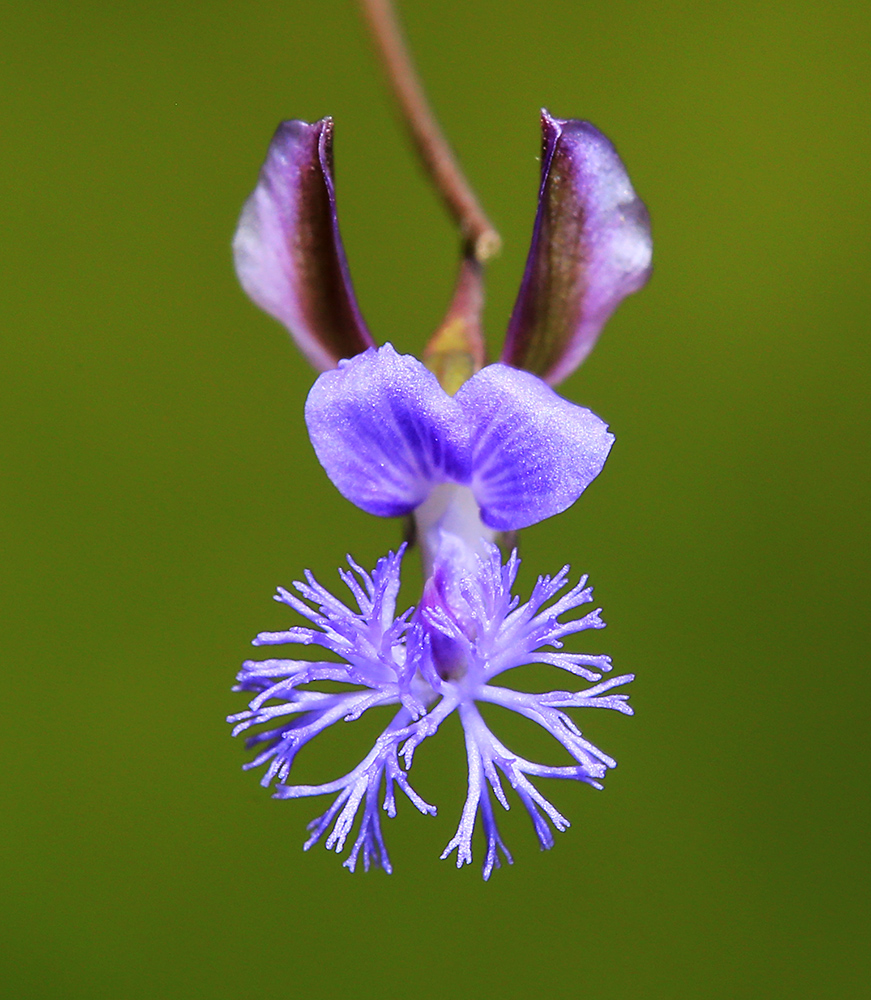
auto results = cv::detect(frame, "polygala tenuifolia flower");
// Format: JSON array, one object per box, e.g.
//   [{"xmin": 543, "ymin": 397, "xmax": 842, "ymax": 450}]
[{"xmin": 230, "ymin": 111, "xmax": 651, "ymax": 877}]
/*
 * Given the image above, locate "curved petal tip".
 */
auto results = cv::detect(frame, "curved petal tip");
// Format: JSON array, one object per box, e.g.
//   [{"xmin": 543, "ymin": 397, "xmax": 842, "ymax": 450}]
[
  {"xmin": 502, "ymin": 111, "xmax": 652, "ymax": 384},
  {"xmin": 233, "ymin": 118, "xmax": 375, "ymax": 371}
]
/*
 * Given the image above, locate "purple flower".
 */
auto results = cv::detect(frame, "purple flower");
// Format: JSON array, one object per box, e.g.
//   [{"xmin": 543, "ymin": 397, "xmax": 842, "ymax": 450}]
[
  {"xmin": 230, "ymin": 347, "xmax": 631, "ymax": 877},
  {"xmin": 229, "ymin": 111, "xmax": 650, "ymax": 877}
]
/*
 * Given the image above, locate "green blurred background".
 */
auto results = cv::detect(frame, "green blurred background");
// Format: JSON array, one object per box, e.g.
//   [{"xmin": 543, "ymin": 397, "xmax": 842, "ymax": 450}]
[{"xmin": 2, "ymin": 1, "xmax": 868, "ymax": 997}]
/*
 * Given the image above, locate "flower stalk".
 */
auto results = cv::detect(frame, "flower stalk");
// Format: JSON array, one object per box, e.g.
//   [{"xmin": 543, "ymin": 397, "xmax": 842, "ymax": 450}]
[{"xmin": 358, "ymin": 0, "xmax": 501, "ymax": 263}]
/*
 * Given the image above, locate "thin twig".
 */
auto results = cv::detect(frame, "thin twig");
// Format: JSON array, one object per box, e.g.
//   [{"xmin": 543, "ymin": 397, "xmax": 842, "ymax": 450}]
[{"xmin": 359, "ymin": 0, "xmax": 501, "ymax": 262}]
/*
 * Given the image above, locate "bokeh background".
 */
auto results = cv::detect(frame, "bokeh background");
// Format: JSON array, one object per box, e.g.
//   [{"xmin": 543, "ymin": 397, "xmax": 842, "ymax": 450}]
[{"xmin": 2, "ymin": 1, "xmax": 868, "ymax": 997}]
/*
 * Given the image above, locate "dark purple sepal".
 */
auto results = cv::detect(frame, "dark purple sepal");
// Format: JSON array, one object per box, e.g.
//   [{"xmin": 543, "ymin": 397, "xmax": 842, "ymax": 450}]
[
  {"xmin": 233, "ymin": 118, "xmax": 375, "ymax": 371},
  {"xmin": 501, "ymin": 111, "xmax": 652, "ymax": 385}
]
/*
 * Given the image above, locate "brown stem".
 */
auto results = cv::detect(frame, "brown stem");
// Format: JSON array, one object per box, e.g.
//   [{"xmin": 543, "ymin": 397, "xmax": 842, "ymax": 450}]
[{"xmin": 359, "ymin": 0, "xmax": 501, "ymax": 262}]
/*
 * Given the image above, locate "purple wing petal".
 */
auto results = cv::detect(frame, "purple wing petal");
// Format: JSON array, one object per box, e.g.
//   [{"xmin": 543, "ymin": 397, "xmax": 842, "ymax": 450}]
[
  {"xmin": 305, "ymin": 344, "xmax": 471, "ymax": 517},
  {"xmin": 501, "ymin": 111, "xmax": 652, "ymax": 385},
  {"xmin": 455, "ymin": 364, "xmax": 614, "ymax": 530},
  {"xmin": 233, "ymin": 118, "xmax": 375, "ymax": 371}
]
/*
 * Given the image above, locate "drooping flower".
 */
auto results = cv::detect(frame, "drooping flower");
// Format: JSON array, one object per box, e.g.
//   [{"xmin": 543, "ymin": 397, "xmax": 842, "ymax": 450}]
[
  {"xmin": 229, "ymin": 110, "xmax": 650, "ymax": 876},
  {"xmin": 229, "ymin": 345, "xmax": 631, "ymax": 877}
]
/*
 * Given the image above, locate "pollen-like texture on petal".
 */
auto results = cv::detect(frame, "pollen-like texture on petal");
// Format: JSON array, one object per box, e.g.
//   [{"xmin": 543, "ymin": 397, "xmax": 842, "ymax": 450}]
[
  {"xmin": 305, "ymin": 344, "xmax": 471, "ymax": 517},
  {"xmin": 455, "ymin": 364, "xmax": 614, "ymax": 530},
  {"xmin": 233, "ymin": 118, "xmax": 375, "ymax": 370},
  {"xmin": 502, "ymin": 111, "xmax": 652, "ymax": 384}
]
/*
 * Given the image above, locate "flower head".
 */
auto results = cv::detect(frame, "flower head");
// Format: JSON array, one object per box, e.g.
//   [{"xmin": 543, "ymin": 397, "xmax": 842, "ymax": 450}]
[{"xmin": 229, "ymin": 110, "xmax": 650, "ymax": 876}]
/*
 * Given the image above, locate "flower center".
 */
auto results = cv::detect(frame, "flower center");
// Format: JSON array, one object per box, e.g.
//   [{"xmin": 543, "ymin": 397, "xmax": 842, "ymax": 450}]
[
  {"xmin": 413, "ymin": 483, "xmax": 496, "ymax": 578},
  {"xmin": 417, "ymin": 542, "xmax": 482, "ymax": 683},
  {"xmin": 429, "ymin": 629, "xmax": 469, "ymax": 681}
]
